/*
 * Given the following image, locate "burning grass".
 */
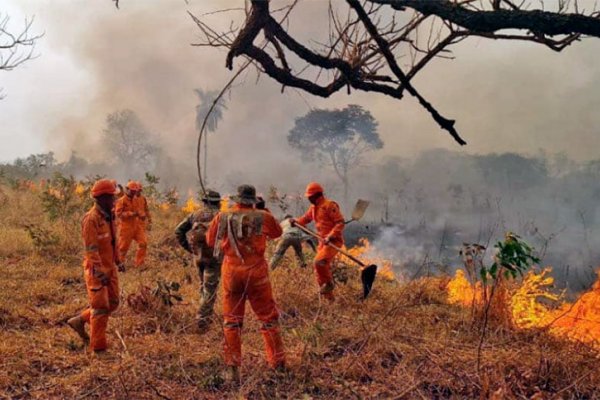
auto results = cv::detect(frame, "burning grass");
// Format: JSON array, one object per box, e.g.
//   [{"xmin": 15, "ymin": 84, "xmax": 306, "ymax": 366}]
[{"xmin": 0, "ymin": 182, "xmax": 599, "ymax": 398}]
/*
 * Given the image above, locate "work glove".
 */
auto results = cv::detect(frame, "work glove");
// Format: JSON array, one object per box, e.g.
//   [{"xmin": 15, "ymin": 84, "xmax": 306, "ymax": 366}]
[
  {"xmin": 289, "ymin": 218, "xmax": 297, "ymax": 227},
  {"xmin": 117, "ymin": 263, "xmax": 126, "ymax": 273}
]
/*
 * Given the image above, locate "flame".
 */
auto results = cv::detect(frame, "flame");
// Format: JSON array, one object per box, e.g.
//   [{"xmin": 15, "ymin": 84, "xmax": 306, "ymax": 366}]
[
  {"xmin": 181, "ymin": 197, "xmax": 201, "ymax": 213},
  {"xmin": 447, "ymin": 269, "xmax": 482, "ymax": 307},
  {"xmin": 220, "ymin": 196, "xmax": 232, "ymax": 212},
  {"xmin": 344, "ymin": 238, "xmax": 395, "ymax": 281},
  {"xmin": 75, "ymin": 183, "xmax": 85, "ymax": 196},
  {"xmin": 548, "ymin": 271, "xmax": 600, "ymax": 348},
  {"xmin": 445, "ymin": 267, "xmax": 600, "ymax": 349},
  {"xmin": 510, "ymin": 268, "xmax": 559, "ymax": 329}
]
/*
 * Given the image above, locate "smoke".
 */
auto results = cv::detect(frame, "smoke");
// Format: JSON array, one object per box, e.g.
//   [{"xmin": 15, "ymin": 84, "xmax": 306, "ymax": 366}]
[
  {"xmin": 4, "ymin": 0, "xmax": 600, "ymax": 184},
  {"xmin": 363, "ymin": 225, "xmax": 427, "ymax": 281},
  {"xmin": 4, "ymin": 1, "xmax": 600, "ymax": 290},
  {"xmin": 346, "ymin": 149, "xmax": 600, "ymax": 293}
]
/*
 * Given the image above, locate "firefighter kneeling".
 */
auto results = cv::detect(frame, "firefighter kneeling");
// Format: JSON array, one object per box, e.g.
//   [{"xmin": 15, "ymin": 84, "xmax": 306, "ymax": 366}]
[{"xmin": 206, "ymin": 184, "xmax": 286, "ymax": 382}]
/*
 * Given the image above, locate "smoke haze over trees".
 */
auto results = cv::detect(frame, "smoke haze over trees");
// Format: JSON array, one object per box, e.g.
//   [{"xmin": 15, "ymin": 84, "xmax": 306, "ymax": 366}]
[
  {"xmin": 2, "ymin": 1, "xmax": 600, "ymax": 293},
  {"xmin": 4, "ymin": 145, "xmax": 600, "ymax": 293}
]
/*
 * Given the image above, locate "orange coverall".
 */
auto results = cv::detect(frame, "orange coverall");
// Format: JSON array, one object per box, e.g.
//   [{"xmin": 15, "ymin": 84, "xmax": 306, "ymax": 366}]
[
  {"xmin": 206, "ymin": 204, "xmax": 285, "ymax": 368},
  {"xmin": 80, "ymin": 204, "xmax": 120, "ymax": 351},
  {"xmin": 115, "ymin": 194, "xmax": 147, "ymax": 267},
  {"xmin": 134, "ymin": 193, "xmax": 151, "ymax": 230},
  {"xmin": 296, "ymin": 196, "xmax": 345, "ymax": 299}
]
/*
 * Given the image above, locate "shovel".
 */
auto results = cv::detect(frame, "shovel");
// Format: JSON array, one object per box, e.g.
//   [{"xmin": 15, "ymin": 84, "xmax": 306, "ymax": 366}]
[
  {"xmin": 345, "ymin": 199, "xmax": 370, "ymax": 224},
  {"xmin": 293, "ymin": 223, "xmax": 378, "ymax": 300}
]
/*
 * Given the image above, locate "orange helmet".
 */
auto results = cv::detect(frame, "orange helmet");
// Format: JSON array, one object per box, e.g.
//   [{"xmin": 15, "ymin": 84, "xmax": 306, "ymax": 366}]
[
  {"xmin": 304, "ymin": 182, "xmax": 324, "ymax": 197},
  {"xmin": 91, "ymin": 179, "xmax": 117, "ymax": 198},
  {"xmin": 126, "ymin": 180, "xmax": 139, "ymax": 191}
]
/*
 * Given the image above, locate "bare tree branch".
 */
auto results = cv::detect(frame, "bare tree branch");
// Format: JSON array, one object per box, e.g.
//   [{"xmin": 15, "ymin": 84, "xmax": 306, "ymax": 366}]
[
  {"xmin": 0, "ymin": 13, "xmax": 42, "ymax": 72},
  {"xmin": 192, "ymin": 0, "xmax": 600, "ymax": 146},
  {"xmin": 0, "ymin": 13, "xmax": 42, "ymax": 99},
  {"xmin": 376, "ymin": 0, "xmax": 600, "ymax": 38}
]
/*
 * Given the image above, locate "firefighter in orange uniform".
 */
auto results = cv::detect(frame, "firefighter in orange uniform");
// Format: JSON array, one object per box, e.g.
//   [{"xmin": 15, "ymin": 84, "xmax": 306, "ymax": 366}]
[
  {"xmin": 293, "ymin": 182, "xmax": 345, "ymax": 301},
  {"xmin": 115, "ymin": 181, "xmax": 148, "ymax": 268},
  {"xmin": 67, "ymin": 179, "xmax": 121, "ymax": 352},
  {"xmin": 206, "ymin": 184, "xmax": 285, "ymax": 382}
]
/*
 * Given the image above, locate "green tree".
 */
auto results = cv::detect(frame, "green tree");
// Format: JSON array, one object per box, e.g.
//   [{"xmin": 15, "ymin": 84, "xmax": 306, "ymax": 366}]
[{"xmin": 288, "ymin": 104, "xmax": 383, "ymax": 204}]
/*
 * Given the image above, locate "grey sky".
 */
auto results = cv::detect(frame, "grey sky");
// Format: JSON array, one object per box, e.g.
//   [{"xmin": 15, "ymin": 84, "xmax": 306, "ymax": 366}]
[{"xmin": 1, "ymin": 0, "xmax": 600, "ymax": 164}]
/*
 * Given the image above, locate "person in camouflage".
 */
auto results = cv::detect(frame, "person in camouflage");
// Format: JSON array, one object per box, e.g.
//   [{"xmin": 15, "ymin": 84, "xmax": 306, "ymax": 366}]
[
  {"xmin": 269, "ymin": 214, "xmax": 316, "ymax": 270},
  {"xmin": 174, "ymin": 190, "xmax": 222, "ymax": 332}
]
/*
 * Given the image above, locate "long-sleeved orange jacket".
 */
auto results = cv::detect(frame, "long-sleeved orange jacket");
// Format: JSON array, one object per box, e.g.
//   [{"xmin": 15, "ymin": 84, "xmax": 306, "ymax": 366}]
[
  {"xmin": 296, "ymin": 196, "xmax": 345, "ymax": 242},
  {"xmin": 82, "ymin": 204, "xmax": 118, "ymax": 269}
]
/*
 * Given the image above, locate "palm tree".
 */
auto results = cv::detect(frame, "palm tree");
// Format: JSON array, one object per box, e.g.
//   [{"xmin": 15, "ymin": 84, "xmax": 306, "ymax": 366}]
[{"xmin": 194, "ymin": 88, "xmax": 227, "ymax": 184}]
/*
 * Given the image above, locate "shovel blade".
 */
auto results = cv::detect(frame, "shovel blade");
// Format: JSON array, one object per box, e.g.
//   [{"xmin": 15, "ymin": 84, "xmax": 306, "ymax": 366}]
[
  {"xmin": 361, "ymin": 264, "xmax": 377, "ymax": 299},
  {"xmin": 351, "ymin": 199, "xmax": 370, "ymax": 222}
]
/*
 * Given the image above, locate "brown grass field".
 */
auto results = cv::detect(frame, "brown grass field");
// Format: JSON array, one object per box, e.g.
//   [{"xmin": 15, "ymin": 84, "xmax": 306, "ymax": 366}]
[{"xmin": 1, "ymin": 183, "xmax": 599, "ymax": 399}]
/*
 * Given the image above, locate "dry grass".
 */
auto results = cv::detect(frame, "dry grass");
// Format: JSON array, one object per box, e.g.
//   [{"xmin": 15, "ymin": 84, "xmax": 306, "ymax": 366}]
[{"xmin": 1, "ymin": 184, "xmax": 599, "ymax": 399}]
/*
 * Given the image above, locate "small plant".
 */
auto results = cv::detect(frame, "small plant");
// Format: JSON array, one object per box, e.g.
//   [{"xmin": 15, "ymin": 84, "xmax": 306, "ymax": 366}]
[
  {"xmin": 163, "ymin": 187, "xmax": 179, "ymax": 206},
  {"xmin": 475, "ymin": 232, "xmax": 540, "ymax": 371},
  {"xmin": 481, "ymin": 232, "xmax": 540, "ymax": 283},
  {"xmin": 23, "ymin": 224, "xmax": 60, "ymax": 254},
  {"xmin": 143, "ymin": 172, "xmax": 161, "ymax": 201},
  {"xmin": 40, "ymin": 172, "xmax": 81, "ymax": 221},
  {"xmin": 143, "ymin": 172, "xmax": 178, "ymax": 206}
]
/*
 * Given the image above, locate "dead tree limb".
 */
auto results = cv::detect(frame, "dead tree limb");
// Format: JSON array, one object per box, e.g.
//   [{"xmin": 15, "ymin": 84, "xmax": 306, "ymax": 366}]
[{"xmin": 193, "ymin": 0, "xmax": 599, "ymax": 145}]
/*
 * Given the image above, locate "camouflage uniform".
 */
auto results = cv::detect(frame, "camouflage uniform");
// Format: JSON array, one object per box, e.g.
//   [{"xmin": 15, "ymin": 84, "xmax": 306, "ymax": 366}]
[
  {"xmin": 175, "ymin": 191, "xmax": 222, "ymax": 329},
  {"xmin": 269, "ymin": 218, "xmax": 314, "ymax": 270}
]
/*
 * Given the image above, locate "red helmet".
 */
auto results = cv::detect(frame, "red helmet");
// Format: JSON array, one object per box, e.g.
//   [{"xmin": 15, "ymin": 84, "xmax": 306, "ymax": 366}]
[
  {"xmin": 304, "ymin": 182, "xmax": 324, "ymax": 198},
  {"xmin": 91, "ymin": 179, "xmax": 117, "ymax": 198}
]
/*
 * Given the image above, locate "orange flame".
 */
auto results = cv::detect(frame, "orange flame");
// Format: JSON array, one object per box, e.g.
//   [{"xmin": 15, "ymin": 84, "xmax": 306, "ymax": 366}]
[
  {"xmin": 344, "ymin": 238, "xmax": 395, "ymax": 281},
  {"xmin": 447, "ymin": 269, "xmax": 483, "ymax": 307},
  {"xmin": 220, "ymin": 196, "xmax": 232, "ymax": 212},
  {"xmin": 75, "ymin": 183, "xmax": 85, "ymax": 196},
  {"xmin": 549, "ymin": 271, "xmax": 600, "ymax": 348},
  {"xmin": 181, "ymin": 197, "xmax": 200, "ymax": 213},
  {"xmin": 510, "ymin": 268, "xmax": 559, "ymax": 329},
  {"xmin": 445, "ymin": 267, "xmax": 600, "ymax": 349}
]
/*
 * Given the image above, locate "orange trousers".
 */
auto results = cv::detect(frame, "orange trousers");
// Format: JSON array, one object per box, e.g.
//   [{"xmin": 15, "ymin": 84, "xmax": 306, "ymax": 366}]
[
  {"xmin": 314, "ymin": 241, "xmax": 340, "ymax": 300},
  {"xmin": 118, "ymin": 222, "xmax": 147, "ymax": 267},
  {"xmin": 221, "ymin": 259, "xmax": 285, "ymax": 368},
  {"xmin": 80, "ymin": 264, "xmax": 119, "ymax": 351}
]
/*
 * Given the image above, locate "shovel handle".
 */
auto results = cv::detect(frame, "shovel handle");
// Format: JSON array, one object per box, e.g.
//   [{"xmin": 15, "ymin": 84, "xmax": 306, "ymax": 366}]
[{"xmin": 294, "ymin": 223, "xmax": 367, "ymax": 268}]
